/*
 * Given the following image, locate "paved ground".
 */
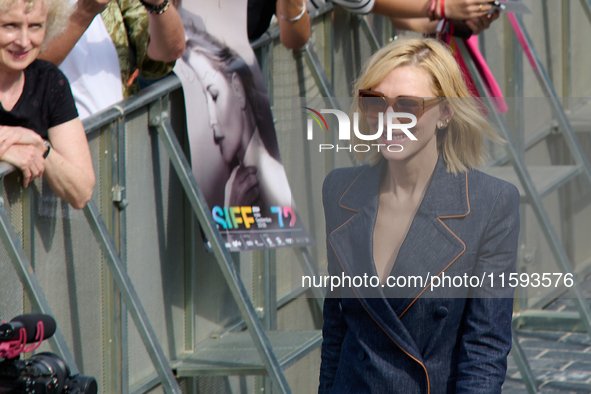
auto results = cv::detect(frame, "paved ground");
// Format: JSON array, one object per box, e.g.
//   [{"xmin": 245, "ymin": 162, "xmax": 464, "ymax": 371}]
[
  {"xmin": 503, "ymin": 329, "xmax": 591, "ymax": 393},
  {"xmin": 503, "ymin": 293, "xmax": 591, "ymax": 393}
]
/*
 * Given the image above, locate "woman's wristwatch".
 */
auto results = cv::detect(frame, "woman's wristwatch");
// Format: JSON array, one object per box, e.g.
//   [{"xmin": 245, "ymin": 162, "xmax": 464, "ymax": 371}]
[
  {"xmin": 43, "ymin": 140, "xmax": 51, "ymax": 159},
  {"xmin": 139, "ymin": 0, "xmax": 170, "ymax": 14}
]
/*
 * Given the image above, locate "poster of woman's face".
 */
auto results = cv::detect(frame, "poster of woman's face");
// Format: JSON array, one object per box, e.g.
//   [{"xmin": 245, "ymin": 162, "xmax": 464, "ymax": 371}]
[
  {"xmin": 192, "ymin": 54, "xmax": 244, "ymax": 165},
  {"xmin": 174, "ymin": 0, "xmax": 313, "ymax": 251}
]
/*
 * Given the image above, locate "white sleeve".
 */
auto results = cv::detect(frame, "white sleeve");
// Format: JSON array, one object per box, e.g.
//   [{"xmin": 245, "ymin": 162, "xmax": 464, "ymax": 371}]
[{"xmin": 308, "ymin": 0, "xmax": 376, "ymax": 15}]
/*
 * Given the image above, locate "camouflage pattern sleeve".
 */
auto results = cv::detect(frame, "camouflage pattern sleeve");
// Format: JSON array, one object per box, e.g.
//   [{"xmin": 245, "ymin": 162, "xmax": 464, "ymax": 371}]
[{"xmin": 102, "ymin": 0, "xmax": 176, "ymax": 97}]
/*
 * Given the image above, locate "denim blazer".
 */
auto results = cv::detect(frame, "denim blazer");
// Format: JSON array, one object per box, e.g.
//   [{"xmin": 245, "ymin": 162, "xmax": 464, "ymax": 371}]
[{"xmin": 318, "ymin": 156, "xmax": 520, "ymax": 394}]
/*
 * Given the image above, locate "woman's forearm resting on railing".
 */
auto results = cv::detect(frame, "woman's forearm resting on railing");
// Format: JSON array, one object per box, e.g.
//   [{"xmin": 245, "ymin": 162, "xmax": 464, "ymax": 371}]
[{"xmin": 43, "ymin": 119, "xmax": 96, "ymax": 209}]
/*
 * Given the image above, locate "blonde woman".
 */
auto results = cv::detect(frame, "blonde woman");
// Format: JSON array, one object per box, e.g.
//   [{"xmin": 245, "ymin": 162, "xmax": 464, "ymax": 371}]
[
  {"xmin": 319, "ymin": 37, "xmax": 519, "ymax": 393},
  {"xmin": 0, "ymin": 0, "xmax": 94, "ymax": 209}
]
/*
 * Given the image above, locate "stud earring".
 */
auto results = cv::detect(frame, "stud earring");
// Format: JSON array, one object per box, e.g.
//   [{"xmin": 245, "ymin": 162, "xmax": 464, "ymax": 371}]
[{"xmin": 445, "ymin": 119, "xmax": 450, "ymax": 124}]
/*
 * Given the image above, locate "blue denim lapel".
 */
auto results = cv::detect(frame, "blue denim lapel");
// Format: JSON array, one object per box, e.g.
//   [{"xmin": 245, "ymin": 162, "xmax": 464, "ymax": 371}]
[
  {"xmin": 385, "ymin": 156, "xmax": 469, "ymax": 317},
  {"xmin": 328, "ymin": 155, "xmax": 470, "ymax": 358}
]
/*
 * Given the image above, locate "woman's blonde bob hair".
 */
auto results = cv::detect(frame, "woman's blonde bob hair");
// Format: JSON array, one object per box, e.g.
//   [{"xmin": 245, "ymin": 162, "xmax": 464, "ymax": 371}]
[
  {"xmin": 0, "ymin": 0, "xmax": 72, "ymax": 45},
  {"xmin": 352, "ymin": 37, "xmax": 500, "ymax": 174}
]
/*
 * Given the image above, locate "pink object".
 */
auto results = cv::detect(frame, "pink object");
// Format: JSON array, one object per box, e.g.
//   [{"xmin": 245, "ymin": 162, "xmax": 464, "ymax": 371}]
[
  {"xmin": 500, "ymin": 0, "xmax": 537, "ymax": 71},
  {"xmin": 464, "ymin": 36, "xmax": 509, "ymax": 113},
  {"xmin": 0, "ymin": 321, "xmax": 45, "ymax": 359},
  {"xmin": 440, "ymin": 22, "xmax": 507, "ymax": 114},
  {"xmin": 506, "ymin": 13, "xmax": 537, "ymax": 72}
]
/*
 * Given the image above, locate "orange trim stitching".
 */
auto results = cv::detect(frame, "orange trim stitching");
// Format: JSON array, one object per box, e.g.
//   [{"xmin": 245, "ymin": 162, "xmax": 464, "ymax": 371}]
[
  {"xmin": 398, "ymin": 172, "xmax": 471, "ymax": 319},
  {"xmin": 330, "ymin": 213, "xmax": 359, "ymax": 235},
  {"xmin": 338, "ymin": 170, "xmax": 366, "ymax": 212}
]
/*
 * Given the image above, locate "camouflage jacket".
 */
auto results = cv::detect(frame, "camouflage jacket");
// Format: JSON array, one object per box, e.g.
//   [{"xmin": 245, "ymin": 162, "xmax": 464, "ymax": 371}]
[{"xmin": 101, "ymin": 0, "xmax": 175, "ymax": 97}]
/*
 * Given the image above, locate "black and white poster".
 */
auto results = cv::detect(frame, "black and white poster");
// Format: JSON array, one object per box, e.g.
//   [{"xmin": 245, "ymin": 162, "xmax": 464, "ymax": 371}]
[{"xmin": 174, "ymin": 0, "xmax": 313, "ymax": 251}]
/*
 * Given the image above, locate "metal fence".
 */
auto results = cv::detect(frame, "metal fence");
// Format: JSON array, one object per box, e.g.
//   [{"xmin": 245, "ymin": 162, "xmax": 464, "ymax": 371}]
[{"xmin": 1, "ymin": 1, "xmax": 591, "ymax": 393}]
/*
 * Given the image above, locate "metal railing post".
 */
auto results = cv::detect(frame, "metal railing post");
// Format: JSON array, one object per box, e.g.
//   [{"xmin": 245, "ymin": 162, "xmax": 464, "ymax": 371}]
[
  {"xmin": 511, "ymin": 327, "xmax": 540, "ymax": 394},
  {"xmin": 83, "ymin": 199, "xmax": 182, "ymax": 394},
  {"xmin": 359, "ymin": 16, "xmax": 380, "ymax": 53},
  {"xmin": 582, "ymin": 0, "xmax": 591, "ymax": 23}
]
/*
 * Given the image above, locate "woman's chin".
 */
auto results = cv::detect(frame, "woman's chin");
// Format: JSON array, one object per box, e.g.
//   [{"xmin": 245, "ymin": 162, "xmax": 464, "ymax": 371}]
[{"xmin": 381, "ymin": 149, "xmax": 410, "ymax": 163}]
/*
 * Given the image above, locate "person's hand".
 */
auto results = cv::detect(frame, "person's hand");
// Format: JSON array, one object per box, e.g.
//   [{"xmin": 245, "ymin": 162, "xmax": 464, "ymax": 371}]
[
  {"xmin": 465, "ymin": 9, "xmax": 500, "ymax": 35},
  {"xmin": 1, "ymin": 144, "xmax": 46, "ymax": 187},
  {"xmin": 438, "ymin": 0, "xmax": 493, "ymax": 20},
  {"xmin": 229, "ymin": 165, "xmax": 260, "ymax": 207},
  {"xmin": 0, "ymin": 126, "xmax": 45, "ymax": 158},
  {"xmin": 75, "ymin": 0, "xmax": 111, "ymax": 18}
]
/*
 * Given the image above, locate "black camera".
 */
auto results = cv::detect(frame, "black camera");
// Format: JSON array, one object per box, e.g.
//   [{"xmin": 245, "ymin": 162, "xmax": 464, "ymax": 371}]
[
  {"xmin": 0, "ymin": 314, "xmax": 97, "ymax": 394},
  {"xmin": 0, "ymin": 352, "xmax": 97, "ymax": 394}
]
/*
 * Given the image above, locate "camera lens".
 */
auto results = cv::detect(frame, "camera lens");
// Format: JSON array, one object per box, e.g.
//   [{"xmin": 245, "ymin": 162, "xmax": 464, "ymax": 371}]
[
  {"xmin": 0, "ymin": 352, "xmax": 97, "ymax": 393},
  {"xmin": 66, "ymin": 375, "xmax": 98, "ymax": 394},
  {"xmin": 27, "ymin": 352, "xmax": 70, "ymax": 391}
]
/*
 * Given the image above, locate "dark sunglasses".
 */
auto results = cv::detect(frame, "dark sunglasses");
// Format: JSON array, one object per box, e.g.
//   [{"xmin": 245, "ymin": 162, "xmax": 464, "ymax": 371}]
[{"xmin": 358, "ymin": 90, "xmax": 442, "ymax": 123}]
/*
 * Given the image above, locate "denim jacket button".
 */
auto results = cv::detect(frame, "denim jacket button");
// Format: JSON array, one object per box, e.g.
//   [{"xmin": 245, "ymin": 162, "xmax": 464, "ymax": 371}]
[
  {"xmin": 357, "ymin": 349, "xmax": 366, "ymax": 361},
  {"xmin": 435, "ymin": 306, "xmax": 449, "ymax": 318}
]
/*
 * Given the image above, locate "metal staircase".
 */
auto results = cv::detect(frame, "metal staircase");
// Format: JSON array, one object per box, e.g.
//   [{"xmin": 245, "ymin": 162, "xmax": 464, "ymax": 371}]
[{"xmin": 456, "ymin": 10, "xmax": 591, "ymax": 394}]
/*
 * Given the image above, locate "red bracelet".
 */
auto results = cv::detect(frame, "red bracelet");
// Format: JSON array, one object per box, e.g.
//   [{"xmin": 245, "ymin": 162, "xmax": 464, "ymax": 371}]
[
  {"xmin": 428, "ymin": 0, "xmax": 437, "ymax": 20},
  {"xmin": 440, "ymin": 0, "xmax": 446, "ymax": 19}
]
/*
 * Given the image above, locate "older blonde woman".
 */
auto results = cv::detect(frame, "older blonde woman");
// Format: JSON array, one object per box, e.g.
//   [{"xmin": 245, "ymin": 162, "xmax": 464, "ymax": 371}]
[
  {"xmin": 319, "ymin": 37, "xmax": 519, "ymax": 393},
  {"xmin": 0, "ymin": 0, "xmax": 94, "ymax": 209}
]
